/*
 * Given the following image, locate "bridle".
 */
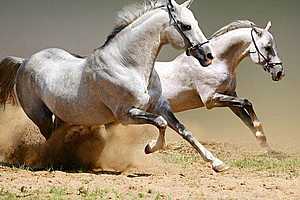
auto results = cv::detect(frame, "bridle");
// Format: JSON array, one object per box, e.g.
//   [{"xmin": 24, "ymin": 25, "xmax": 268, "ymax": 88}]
[
  {"xmin": 166, "ymin": 2, "xmax": 209, "ymax": 56},
  {"xmin": 250, "ymin": 28, "xmax": 282, "ymax": 72}
]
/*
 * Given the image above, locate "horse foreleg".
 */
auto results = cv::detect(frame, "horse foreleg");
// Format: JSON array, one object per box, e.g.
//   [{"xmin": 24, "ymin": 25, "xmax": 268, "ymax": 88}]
[
  {"xmin": 128, "ymin": 108, "xmax": 167, "ymax": 154},
  {"xmin": 144, "ymin": 128, "xmax": 166, "ymax": 154},
  {"xmin": 152, "ymin": 100, "xmax": 229, "ymax": 172},
  {"xmin": 208, "ymin": 92, "xmax": 272, "ymax": 152},
  {"xmin": 229, "ymin": 107, "xmax": 272, "ymax": 152}
]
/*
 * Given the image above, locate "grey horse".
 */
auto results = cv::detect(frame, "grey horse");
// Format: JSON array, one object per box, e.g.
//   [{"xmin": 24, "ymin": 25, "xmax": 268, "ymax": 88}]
[
  {"xmin": 151, "ymin": 20, "xmax": 285, "ymax": 153},
  {"xmin": 0, "ymin": 0, "xmax": 231, "ymax": 172},
  {"xmin": 62, "ymin": 20, "xmax": 285, "ymax": 168}
]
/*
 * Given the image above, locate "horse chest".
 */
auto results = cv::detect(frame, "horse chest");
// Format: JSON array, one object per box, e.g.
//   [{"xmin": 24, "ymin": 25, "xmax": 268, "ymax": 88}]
[
  {"xmin": 215, "ymin": 75, "xmax": 236, "ymax": 94},
  {"xmin": 202, "ymin": 63, "xmax": 236, "ymax": 93}
]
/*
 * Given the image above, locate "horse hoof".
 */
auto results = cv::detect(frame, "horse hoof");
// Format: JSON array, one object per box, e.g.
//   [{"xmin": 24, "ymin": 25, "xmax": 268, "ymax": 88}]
[
  {"xmin": 212, "ymin": 163, "xmax": 230, "ymax": 173},
  {"xmin": 144, "ymin": 144, "xmax": 152, "ymax": 155}
]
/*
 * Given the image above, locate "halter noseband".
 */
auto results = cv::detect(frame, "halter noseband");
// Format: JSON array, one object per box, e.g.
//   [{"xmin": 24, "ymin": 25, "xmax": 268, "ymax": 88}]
[
  {"xmin": 166, "ymin": 3, "xmax": 209, "ymax": 55},
  {"xmin": 250, "ymin": 28, "xmax": 282, "ymax": 72}
]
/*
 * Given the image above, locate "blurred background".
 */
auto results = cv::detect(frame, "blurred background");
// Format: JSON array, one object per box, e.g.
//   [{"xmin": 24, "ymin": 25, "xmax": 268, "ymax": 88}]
[{"xmin": 0, "ymin": 0, "xmax": 299, "ymax": 153}]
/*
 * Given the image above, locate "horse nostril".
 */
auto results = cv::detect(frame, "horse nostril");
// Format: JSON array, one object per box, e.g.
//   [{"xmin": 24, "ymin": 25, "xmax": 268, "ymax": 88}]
[{"xmin": 207, "ymin": 53, "xmax": 214, "ymax": 60}]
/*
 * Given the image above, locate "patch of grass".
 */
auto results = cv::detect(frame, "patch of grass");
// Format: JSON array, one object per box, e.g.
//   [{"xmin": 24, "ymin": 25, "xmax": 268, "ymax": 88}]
[
  {"xmin": 83, "ymin": 188, "xmax": 110, "ymax": 200},
  {"xmin": 82, "ymin": 188, "xmax": 137, "ymax": 200},
  {"xmin": 160, "ymin": 151, "xmax": 199, "ymax": 167},
  {"xmin": 154, "ymin": 192, "xmax": 172, "ymax": 200},
  {"xmin": 49, "ymin": 187, "xmax": 67, "ymax": 200},
  {"xmin": 0, "ymin": 188, "xmax": 17, "ymax": 200},
  {"xmin": 137, "ymin": 192, "xmax": 145, "ymax": 199},
  {"xmin": 230, "ymin": 154, "xmax": 300, "ymax": 176},
  {"xmin": 111, "ymin": 189, "xmax": 121, "ymax": 199},
  {"xmin": 82, "ymin": 188, "xmax": 171, "ymax": 200},
  {"xmin": 0, "ymin": 186, "xmax": 172, "ymax": 200}
]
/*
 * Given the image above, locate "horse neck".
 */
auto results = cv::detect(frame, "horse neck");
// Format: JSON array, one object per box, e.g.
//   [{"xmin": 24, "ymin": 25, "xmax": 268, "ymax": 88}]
[
  {"xmin": 167, "ymin": 28, "xmax": 255, "ymax": 82},
  {"xmin": 211, "ymin": 28, "xmax": 253, "ymax": 74},
  {"xmin": 155, "ymin": 55, "xmax": 198, "ymax": 98},
  {"xmin": 96, "ymin": 9, "xmax": 169, "ymax": 82}
]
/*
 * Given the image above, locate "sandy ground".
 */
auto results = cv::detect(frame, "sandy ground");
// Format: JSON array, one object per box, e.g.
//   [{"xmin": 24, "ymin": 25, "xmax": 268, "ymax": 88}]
[
  {"xmin": 0, "ymin": 142, "xmax": 299, "ymax": 200},
  {"xmin": 0, "ymin": 106, "xmax": 299, "ymax": 200}
]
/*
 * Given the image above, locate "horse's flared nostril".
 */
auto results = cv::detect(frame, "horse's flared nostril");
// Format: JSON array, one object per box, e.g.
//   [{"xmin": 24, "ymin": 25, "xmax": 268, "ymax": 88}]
[
  {"xmin": 207, "ymin": 53, "xmax": 214, "ymax": 60},
  {"xmin": 277, "ymin": 71, "xmax": 282, "ymax": 78}
]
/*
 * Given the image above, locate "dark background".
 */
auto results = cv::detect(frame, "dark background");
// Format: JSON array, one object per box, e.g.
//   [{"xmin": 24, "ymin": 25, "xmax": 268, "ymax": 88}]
[{"xmin": 0, "ymin": 0, "xmax": 299, "ymax": 152}]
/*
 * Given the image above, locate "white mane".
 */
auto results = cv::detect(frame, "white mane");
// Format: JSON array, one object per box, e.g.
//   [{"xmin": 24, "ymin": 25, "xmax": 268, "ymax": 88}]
[
  {"xmin": 210, "ymin": 20, "xmax": 256, "ymax": 39},
  {"xmin": 102, "ymin": 0, "xmax": 165, "ymax": 47}
]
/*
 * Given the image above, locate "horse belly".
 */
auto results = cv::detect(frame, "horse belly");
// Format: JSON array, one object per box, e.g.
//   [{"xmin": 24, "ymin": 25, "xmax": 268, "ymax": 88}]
[
  {"xmin": 168, "ymin": 90, "xmax": 204, "ymax": 113},
  {"xmin": 58, "ymin": 101, "xmax": 115, "ymax": 126},
  {"xmin": 42, "ymin": 83, "xmax": 116, "ymax": 125},
  {"xmin": 52, "ymin": 100, "xmax": 115, "ymax": 126},
  {"xmin": 38, "ymin": 72, "xmax": 115, "ymax": 125}
]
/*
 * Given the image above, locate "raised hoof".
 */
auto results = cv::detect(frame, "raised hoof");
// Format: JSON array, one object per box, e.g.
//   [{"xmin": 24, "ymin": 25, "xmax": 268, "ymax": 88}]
[
  {"xmin": 212, "ymin": 163, "xmax": 230, "ymax": 173},
  {"xmin": 144, "ymin": 144, "xmax": 153, "ymax": 155}
]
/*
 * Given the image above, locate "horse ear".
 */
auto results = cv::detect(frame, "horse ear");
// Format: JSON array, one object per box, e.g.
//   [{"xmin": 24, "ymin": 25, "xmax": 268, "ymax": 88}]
[
  {"xmin": 253, "ymin": 27, "xmax": 263, "ymax": 37},
  {"xmin": 265, "ymin": 21, "xmax": 272, "ymax": 31},
  {"xmin": 181, "ymin": 0, "xmax": 194, "ymax": 8}
]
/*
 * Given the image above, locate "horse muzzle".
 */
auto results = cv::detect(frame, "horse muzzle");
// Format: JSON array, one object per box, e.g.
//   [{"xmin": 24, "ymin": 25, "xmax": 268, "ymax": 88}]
[
  {"xmin": 186, "ymin": 44, "xmax": 214, "ymax": 67},
  {"xmin": 271, "ymin": 65, "xmax": 285, "ymax": 81}
]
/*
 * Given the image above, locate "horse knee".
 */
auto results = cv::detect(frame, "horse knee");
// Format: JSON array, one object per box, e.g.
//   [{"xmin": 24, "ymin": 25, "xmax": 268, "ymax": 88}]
[{"xmin": 154, "ymin": 116, "xmax": 168, "ymax": 129}]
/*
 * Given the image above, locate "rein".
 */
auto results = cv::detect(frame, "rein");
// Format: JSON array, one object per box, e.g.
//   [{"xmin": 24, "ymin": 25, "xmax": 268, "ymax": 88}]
[
  {"xmin": 166, "ymin": 3, "xmax": 209, "ymax": 56},
  {"xmin": 250, "ymin": 28, "xmax": 282, "ymax": 72}
]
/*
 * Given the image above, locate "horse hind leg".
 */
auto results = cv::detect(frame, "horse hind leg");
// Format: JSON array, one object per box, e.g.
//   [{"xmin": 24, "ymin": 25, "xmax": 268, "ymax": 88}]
[
  {"xmin": 18, "ymin": 95, "xmax": 54, "ymax": 140},
  {"xmin": 25, "ymin": 103, "xmax": 54, "ymax": 140},
  {"xmin": 16, "ymin": 69, "xmax": 54, "ymax": 140}
]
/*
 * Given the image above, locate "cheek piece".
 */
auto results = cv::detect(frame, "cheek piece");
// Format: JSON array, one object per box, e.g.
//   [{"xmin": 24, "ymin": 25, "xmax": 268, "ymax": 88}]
[
  {"xmin": 166, "ymin": 3, "xmax": 210, "ymax": 58},
  {"xmin": 249, "ymin": 28, "xmax": 282, "ymax": 73}
]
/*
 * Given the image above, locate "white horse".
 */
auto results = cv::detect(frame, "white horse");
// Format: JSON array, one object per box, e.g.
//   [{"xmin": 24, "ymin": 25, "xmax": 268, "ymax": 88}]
[
  {"xmin": 151, "ymin": 20, "xmax": 284, "ymax": 153},
  {"xmin": 64, "ymin": 20, "xmax": 285, "ymax": 170},
  {"xmin": 1, "ymin": 0, "xmax": 233, "ymax": 172},
  {"xmin": 70, "ymin": 20, "xmax": 284, "ymax": 156}
]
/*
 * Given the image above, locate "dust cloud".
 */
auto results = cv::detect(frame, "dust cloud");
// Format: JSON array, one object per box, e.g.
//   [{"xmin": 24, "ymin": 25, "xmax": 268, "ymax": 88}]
[
  {"xmin": 1, "ymin": 104, "xmax": 299, "ymax": 173},
  {"xmin": 0, "ymin": 105, "xmax": 158, "ymax": 172},
  {"xmin": 0, "ymin": 106, "xmax": 43, "ymax": 166}
]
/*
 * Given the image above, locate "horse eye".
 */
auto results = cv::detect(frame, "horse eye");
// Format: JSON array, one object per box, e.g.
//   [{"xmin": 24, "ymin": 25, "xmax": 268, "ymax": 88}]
[
  {"xmin": 180, "ymin": 23, "xmax": 192, "ymax": 31},
  {"xmin": 265, "ymin": 46, "xmax": 272, "ymax": 52}
]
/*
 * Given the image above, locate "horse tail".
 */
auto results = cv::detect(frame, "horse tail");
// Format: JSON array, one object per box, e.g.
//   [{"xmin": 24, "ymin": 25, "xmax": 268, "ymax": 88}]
[{"xmin": 0, "ymin": 56, "xmax": 25, "ymax": 108}]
